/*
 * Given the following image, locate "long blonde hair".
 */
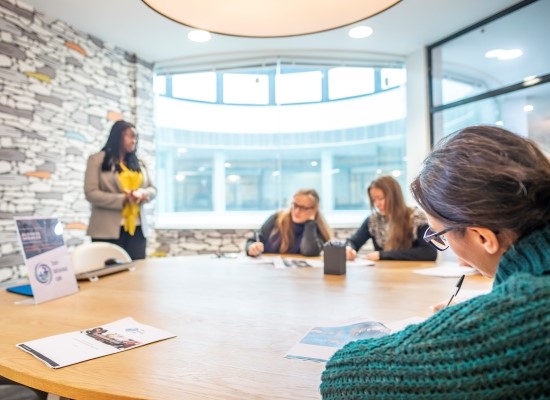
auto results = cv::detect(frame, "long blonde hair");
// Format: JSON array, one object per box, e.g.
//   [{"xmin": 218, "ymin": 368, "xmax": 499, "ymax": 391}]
[
  {"xmin": 368, "ymin": 176, "xmax": 413, "ymax": 250},
  {"xmin": 273, "ymin": 188, "xmax": 332, "ymax": 253}
]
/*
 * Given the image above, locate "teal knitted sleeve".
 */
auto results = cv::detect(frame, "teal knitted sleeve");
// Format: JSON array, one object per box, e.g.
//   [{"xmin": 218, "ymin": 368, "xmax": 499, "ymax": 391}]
[{"xmin": 320, "ymin": 273, "xmax": 550, "ymax": 399}]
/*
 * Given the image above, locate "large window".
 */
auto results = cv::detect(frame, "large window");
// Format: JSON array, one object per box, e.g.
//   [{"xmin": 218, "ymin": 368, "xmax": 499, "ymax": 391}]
[
  {"xmin": 154, "ymin": 62, "xmax": 407, "ymax": 228},
  {"xmin": 429, "ymin": 0, "xmax": 550, "ymax": 151}
]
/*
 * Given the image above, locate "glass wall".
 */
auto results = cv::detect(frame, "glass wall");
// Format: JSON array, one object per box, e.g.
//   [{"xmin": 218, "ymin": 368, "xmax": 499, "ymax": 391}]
[
  {"xmin": 154, "ymin": 62, "xmax": 407, "ymax": 228},
  {"xmin": 429, "ymin": 0, "xmax": 550, "ymax": 152}
]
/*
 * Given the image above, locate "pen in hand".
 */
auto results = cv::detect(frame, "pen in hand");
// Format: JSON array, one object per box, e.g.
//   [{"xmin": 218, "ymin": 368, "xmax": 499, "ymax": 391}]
[
  {"xmin": 249, "ymin": 231, "xmax": 263, "ymax": 257},
  {"xmin": 445, "ymin": 274, "xmax": 465, "ymax": 308}
]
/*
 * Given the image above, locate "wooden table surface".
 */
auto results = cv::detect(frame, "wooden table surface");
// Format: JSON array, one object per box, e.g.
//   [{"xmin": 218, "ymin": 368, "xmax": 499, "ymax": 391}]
[{"xmin": 0, "ymin": 255, "xmax": 493, "ymax": 399}]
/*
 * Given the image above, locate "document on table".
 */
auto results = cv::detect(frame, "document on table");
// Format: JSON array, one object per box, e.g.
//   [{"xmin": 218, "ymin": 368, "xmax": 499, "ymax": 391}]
[
  {"xmin": 244, "ymin": 256, "xmax": 322, "ymax": 268},
  {"xmin": 285, "ymin": 316, "xmax": 424, "ymax": 363},
  {"xmin": 16, "ymin": 317, "xmax": 176, "ymax": 368},
  {"xmin": 244, "ymin": 257, "xmax": 374, "ymax": 268},
  {"xmin": 413, "ymin": 262, "xmax": 479, "ymax": 277},
  {"xmin": 347, "ymin": 258, "xmax": 375, "ymax": 267}
]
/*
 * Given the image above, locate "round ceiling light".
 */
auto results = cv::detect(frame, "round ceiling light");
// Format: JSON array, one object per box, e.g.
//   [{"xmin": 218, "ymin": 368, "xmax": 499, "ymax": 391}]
[
  {"xmin": 141, "ymin": 0, "xmax": 401, "ymax": 38},
  {"xmin": 188, "ymin": 30, "xmax": 212, "ymax": 42},
  {"xmin": 348, "ymin": 25, "xmax": 373, "ymax": 39}
]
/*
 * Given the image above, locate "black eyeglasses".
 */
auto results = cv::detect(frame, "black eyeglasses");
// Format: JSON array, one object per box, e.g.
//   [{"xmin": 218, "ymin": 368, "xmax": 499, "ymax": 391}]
[
  {"xmin": 423, "ymin": 226, "xmax": 455, "ymax": 251},
  {"xmin": 291, "ymin": 202, "xmax": 315, "ymax": 212}
]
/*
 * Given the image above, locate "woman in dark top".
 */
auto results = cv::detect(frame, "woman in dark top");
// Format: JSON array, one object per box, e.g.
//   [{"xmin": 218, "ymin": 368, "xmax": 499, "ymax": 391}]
[
  {"xmin": 346, "ymin": 176, "xmax": 437, "ymax": 261},
  {"xmin": 246, "ymin": 188, "xmax": 332, "ymax": 257}
]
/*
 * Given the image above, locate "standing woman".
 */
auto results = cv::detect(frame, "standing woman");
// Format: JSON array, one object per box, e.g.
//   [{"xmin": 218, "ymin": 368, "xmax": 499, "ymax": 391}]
[
  {"xmin": 84, "ymin": 120, "xmax": 156, "ymax": 260},
  {"xmin": 246, "ymin": 188, "xmax": 332, "ymax": 257},
  {"xmin": 345, "ymin": 176, "xmax": 437, "ymax": 261}
]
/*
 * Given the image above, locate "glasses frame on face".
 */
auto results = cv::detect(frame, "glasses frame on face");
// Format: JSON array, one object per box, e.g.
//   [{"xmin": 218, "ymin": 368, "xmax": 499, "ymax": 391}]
[
  {"xmin": 423, "ymin": 226, "xmax": 455, "ymax": 251},
  {"xmin": 291, "ymin": 202, "xmax": 315, "ymax": 212}
]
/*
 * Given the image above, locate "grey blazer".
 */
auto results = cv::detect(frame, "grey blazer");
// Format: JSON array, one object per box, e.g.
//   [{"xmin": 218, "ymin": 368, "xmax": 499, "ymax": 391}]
[{"xmin": 84, "ymin": 151, "xmax": 157, "ymax": 239}]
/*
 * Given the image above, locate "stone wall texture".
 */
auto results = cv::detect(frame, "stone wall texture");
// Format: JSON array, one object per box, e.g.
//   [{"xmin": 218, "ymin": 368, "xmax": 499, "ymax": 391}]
[
  {"xmin": 0, "ymin": 1, "xmax": 361, "ymax": 283},
  {"xmin": 0, "ymin": 1, "xmax": 155, "ymax": 282}
]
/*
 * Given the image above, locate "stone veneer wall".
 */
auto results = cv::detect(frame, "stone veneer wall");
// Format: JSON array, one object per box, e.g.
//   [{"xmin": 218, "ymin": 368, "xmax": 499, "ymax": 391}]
[
  {"xmin": 153, "ymin": 227, "xmax": 358, "ymax": 257},
  {"xmin": 0, "ymin": 1, "xmax": 364, "ymax": 282},
  {"xmin": 0, "ymin": 1, "xmax": 154, "ymax": 282}
]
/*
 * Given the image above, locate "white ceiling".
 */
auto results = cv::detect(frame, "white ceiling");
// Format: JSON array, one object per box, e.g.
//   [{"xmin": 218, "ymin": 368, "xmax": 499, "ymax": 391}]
[{"xmin": 24, "ymin": 0, "xmax": 521, "ymax": 65}]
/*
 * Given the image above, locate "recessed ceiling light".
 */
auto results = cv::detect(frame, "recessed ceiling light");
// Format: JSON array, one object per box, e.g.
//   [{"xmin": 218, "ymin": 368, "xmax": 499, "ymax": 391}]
[
  {"xmin": 484, "ymin": 48, "xmax": 522, "ymax": 60},
  {"xmin": 226, "ymin": 174, "xmax": 241, "ymax": 183},
  {"xmin": 391, "ymin": 170, "xmax": 401, "ymax": 177},
  {"xmin": 523, "ymin": 104, "xmax": 534, "ymax": 112},
  {"xmin": 499, "ymin": 49, "xmax": 522, "ymax": 60},
  {"xmin": 348, "ymin": 25, "xmax": 373, "ymax": 39},
  {"xmin": 188, "ymin": 29, "xmax": 211, "ymax": 43},
  {"xmin": 523, "ymin": 75, "xmax": 541, "ymax": 86}
]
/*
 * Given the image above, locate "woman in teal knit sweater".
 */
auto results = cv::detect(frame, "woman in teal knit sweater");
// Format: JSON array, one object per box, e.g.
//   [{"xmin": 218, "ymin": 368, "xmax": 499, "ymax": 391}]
[{"xmin": 320, "ymin": 126, "xmax": 550, "ymax": 399}]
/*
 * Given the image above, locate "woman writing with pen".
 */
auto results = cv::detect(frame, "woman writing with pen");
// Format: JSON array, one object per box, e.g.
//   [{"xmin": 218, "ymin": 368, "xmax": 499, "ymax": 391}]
[
  {"xmin": 245, "ymin": 188, "xmax": 331, "ymax": 257},
  {"xmin": 321, "ymin": 126, "xmax": 550, "ymax": 398}
]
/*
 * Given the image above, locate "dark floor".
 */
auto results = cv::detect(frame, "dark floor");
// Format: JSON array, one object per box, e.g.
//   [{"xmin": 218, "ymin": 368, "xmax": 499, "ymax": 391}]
[{"xmin": 0, "ymin": 384, "xmax": 46, "ymax": 400}]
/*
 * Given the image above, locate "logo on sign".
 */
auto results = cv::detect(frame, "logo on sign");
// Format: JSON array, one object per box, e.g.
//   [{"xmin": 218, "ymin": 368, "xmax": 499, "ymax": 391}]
[{"xmin": 35, "ymin": 263, "xmax": 53, "ymax": 285}]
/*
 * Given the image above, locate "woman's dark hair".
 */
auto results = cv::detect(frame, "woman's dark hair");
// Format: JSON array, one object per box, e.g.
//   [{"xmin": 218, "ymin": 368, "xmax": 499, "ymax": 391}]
[
  {"xmin": 411, "ymin": 125, "xmax": 550, "ymax": 239},
  {"xmin": 101, "ymin": 120, "xmax": 141, "ymax": 172}
]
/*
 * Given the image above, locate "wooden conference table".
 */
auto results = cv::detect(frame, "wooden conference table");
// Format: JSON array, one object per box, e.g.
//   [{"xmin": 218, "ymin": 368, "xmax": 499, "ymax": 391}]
[{"xmin": 0, "ymin": 255, "xmax": 493, "ymax": 399}]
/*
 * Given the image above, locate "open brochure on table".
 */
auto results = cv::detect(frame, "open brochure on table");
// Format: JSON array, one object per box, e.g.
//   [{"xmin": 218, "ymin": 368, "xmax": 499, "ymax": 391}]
[
  {"xmin": 16, "ymin": 317, "xmax": 176, "ymax": 368},
  {"xmin": 285, "ymin": 316, "xmax": 424, "ymax": 363}
]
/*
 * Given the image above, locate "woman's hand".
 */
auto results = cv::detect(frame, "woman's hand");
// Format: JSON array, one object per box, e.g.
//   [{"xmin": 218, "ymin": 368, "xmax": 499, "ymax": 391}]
[
  {"xmin": 430, "ymin": 300, "xmax": 455, "ymax": 313},
  {"xmin": 123, "ymin": 190, "xmax": 137, "ymax": 204},
  {"xmin": 132, "ymin": 188, "xmax": 148, "ymax": 204},
  {"xmin": 366, "ymin": 251, "xmax": 380, "ymax": 261},
  {"xmin": 346, "ymin": 246, "xmax": 357, "ymax": 261},
  {"xmin": 248, "ymin": 242, "xmax": 264, "ymax": 257}
]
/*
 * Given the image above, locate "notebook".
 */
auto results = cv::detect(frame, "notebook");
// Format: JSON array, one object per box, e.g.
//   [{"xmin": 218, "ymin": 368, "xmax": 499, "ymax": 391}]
[{"xmin": 6, "ymin": 283, "xmax": 33, "ymax": 296}]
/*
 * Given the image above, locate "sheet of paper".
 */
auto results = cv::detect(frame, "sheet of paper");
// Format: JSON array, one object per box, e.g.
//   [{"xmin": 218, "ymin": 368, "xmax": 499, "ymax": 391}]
[
  {"xmin": 347, "ymin": 258, "xmax": 375, "ymax": 267},
  {"xmin": 272, "ymin": 257, "xmax": 321, "ymax": 269},
  {"xmin": 245, "ymin": 257, "xmax": 374, "ymax": 269},
  {"xmin": 413, "ymin": 262, "xmax": 479, "ymax": 277},
  {"xmin": 17, "ymin": 317, "xmax": 176, "ymax": 368},
  {"xmin": 384, "ymin": 316, "xmax": 425, "ymax": 332}
]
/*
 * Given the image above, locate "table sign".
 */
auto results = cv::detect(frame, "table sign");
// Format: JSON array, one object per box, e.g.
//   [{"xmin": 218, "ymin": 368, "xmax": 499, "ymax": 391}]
[{"xmin": 14, "ymin": 216, "xmax": 78, "ymax": 303}]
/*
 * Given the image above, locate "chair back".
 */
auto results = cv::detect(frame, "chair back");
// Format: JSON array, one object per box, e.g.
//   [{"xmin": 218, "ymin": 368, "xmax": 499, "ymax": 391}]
[{"xmin": 71, "ymin": 242, "xmax": 132, "ymax": 274}]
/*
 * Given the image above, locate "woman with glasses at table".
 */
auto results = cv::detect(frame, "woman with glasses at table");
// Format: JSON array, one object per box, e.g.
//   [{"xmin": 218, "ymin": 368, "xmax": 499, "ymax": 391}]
[
  {"xmin": 345, "ymin": 175, "xmax": 437, "ymax": 261},
  {"xmin": 246, "ymin": 188, "xmax": 332, "ymax": 257},
  {"xmin": 320, "ymin": 126, "xmax": 550, "ymax": 399}
]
